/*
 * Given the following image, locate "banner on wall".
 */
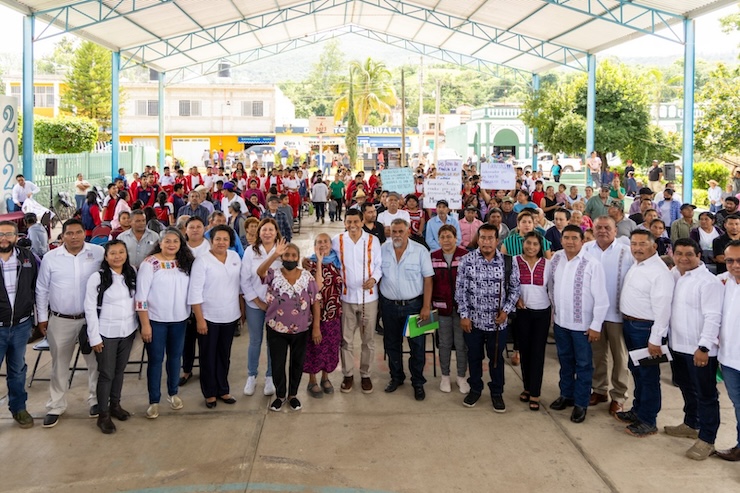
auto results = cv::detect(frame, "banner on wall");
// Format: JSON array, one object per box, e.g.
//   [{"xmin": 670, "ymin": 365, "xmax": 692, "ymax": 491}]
[
  {"xmin": 480, "ymin": 162, "xmax": 516, "ymax": 190},
  {"xmin": 0, "ymin": 96, "xmax": 18, "ymax": 214}
]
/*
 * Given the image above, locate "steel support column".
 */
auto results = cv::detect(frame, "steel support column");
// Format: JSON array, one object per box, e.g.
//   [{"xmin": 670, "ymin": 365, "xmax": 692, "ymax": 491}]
[
  {"xmin": 158, "ymin": 71, "xmax": 165, "ymax": 170},
  {"xmin": 22, "ymin": 15, "xmax": 34, "ymax": 181},
  {"xmin": 532, "ymin": 73, "xmax": 540, "ymax": 171},
  {"xmin": 682, "ymin": 19, "xmax": 696, "ymax": 204},
  {"xmin": 111, "ymin": 51, "xmax": 120, "ymax": 179},
  {"xmin": 586, "ymin": 54, "xmax": 596, "ymax": 185}
]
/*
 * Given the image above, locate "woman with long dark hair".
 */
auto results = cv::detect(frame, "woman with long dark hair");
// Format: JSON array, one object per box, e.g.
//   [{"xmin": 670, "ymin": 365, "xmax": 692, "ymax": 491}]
[
  {"xmin": 136, "ymin": 227, "xmax": 194, "ymax": 419},
  {"xmin": 84, "ymin": 240, "xmax": 138, "ymax": 433},
  {"xmin": 240, "ymin": 218, "xmax": 282, "ymax": 397},
  {"xmin": 188, "ymin": 225, "xmax": 243, "ymax": 408},
  {"xmin": 81, "ymin": 191, "xmax": 101, "ymax": 240},
  {"xmin": 153, "ymin": 191, "xmax": 173, "ymax": 226}
]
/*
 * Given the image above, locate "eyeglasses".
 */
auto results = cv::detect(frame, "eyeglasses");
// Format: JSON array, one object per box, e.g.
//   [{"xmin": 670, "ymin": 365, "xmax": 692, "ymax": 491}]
[
  {"xmin": 726, "ymin": 258, "xmax": 740, "ymax": 265},
  {"xmin": 0, "ymin": 232, "xmax": 17, "ymax": 238}
]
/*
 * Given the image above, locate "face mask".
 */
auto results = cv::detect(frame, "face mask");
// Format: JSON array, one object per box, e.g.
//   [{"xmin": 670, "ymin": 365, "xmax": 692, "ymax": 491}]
[{"xmin": 283, "ymin": 260, "xmax": 298, "ymax": 271}]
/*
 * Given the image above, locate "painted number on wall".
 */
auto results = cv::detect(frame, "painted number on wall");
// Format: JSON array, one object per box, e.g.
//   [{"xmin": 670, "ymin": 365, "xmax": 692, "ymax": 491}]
[{"xmin": 0, "ymin": 97, "xmax": 19, "ymax": 211}]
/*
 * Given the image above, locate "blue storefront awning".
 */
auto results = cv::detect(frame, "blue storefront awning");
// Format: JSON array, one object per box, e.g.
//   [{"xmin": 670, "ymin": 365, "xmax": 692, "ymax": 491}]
[
  {"xmin": 238, "ymin": 136, "xmax": 275, "ymax": 145},
  {"xmin": 357, "ymin": 137, "xmax": 411, "ymax": 148}
]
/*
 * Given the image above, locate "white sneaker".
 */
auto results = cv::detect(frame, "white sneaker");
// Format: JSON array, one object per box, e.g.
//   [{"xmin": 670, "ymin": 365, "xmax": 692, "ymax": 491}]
[
  {"xmin": 264, "ymin": 376, "xmax": 276, "ymax": 396},
  {"xmin": 457, "ymin": 376, "xmax": 471, "ymax": 394},
  {"xmin": 167, "ymin": 395, "xmax": 183, "ymax": 410},
  {"xmin": 244, "ymin": 376, "xmax": 256, "ymax": 396},
  {"xmin": 146, "ymin": 403, "xmax": 159, "ymax": 419},
  {"xmin": 440, "ymin": 375, "xmax": 451, "ymax": 393}
]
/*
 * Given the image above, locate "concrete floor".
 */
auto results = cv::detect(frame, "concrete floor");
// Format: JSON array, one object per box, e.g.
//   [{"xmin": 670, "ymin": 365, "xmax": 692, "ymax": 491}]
[{"xmin": 1, "ymin": 217, "xmax": 739, "ymax": 493}]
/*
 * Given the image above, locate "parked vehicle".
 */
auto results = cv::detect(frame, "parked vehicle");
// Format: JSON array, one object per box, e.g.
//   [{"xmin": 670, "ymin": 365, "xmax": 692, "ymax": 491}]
[{"xmin": 515, "ymin": 153, "xmax": 583, "ymax": 176}]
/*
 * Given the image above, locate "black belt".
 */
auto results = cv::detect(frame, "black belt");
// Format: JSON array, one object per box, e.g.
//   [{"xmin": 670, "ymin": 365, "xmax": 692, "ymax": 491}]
[
  {"xmin": 51, "ymin": 311, "xmax": 86, "ymax": 320},
  {"xmin": 622, "ymin": 315, "xmax": 653, "ymax": 323},
  {"xmin": 387, "ymin": 295, "xmax": 423, "ymax": 306}
]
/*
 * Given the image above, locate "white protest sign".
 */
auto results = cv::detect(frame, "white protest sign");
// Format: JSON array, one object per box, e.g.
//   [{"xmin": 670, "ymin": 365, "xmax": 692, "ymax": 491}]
[
  {"xmin": 0, "ymin": 96, "xmax": 19, "ymax": 213},
  {"xmin": 436, "ymin": 159, "xmax": 463, "ymax": 180},
  {"xmin": 424, "ymin": 178, "xmax": 462, "ymax": 209},
  {"xmin": 381, "ymin": 167, "xmax": 415, "ymax": 195},
  {"xmin": 480, "ymin": 162, "xmax": 516, "ymax": 190}
]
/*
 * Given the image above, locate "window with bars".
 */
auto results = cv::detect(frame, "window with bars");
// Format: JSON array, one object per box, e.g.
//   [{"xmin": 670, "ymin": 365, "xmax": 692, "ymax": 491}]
[
  {"xmin": 178, "ymin": 100, "xmax": 201, "ymax": 117},
  {"xmin": 136, "ymin": 100, "xmax": 159, "ymax": 116},
  {"xmin": 241, "ymin": 100, "xmax": 264, "ymax": 117}
]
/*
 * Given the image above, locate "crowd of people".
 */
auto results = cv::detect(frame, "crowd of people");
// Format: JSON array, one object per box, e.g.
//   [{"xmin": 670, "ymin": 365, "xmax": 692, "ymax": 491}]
[{"xmin": 1, "ymin": 157, "xmax": 740, "ymax": 466}]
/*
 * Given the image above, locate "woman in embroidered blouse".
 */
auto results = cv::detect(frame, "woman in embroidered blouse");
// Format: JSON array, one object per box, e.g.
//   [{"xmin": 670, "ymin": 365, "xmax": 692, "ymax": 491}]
[
  {"xmin": 513, "ymin": 232, "xmax": 552, "ymax": 411},
  {"xmin": 257, "ymin": 239, "xmax": 321, "ymax": 412},
  {"xmin": 240, "ymin": 218, "xmax": 282, "ymax": 397},
  {"xmin": 84, "ymin": 240, "xmax": 137, "ymax": 434},
  {"xmin": 302, "ymin": 233, "xmax": 343, "ymax": 398},
  {"xmin": 188, "ymin": 225, "xmax": 243, "ymax": 408},
  {"xmin": 136, "ymin": 228, "xmax": 194, "ymax": 419}
]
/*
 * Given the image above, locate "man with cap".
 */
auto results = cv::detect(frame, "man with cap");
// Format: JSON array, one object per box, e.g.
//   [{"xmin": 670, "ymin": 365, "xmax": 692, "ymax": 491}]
[
  {"xmin": 349, "ymin": 190, "xmax": 367, "ymax": 211},
  {"xmin": 220, "ymin": 182, "xmax": 247, "ymax": 216},
  {"xmin": 708, "ymin": 180, "xmax": 722, "ymax": 213},
  {"xmin": 585, "ymin": 186, "xmax": 612, "ymax": 219},
  {"xmin": 378, "ymin": 192, "xmax": 411, "ymax": 239},
  {"xmin": 657, "ymin": 188, "xmax": 681, "ymax": 232},
  {"xmin": 501, "ymin": 197, "xmax": 518, "ymax": 230},
  {"xmin": 608, "ymin": 200, "xmax": 637, "ymax": 238},
  {"xmin": 459, "ymin": 206, "xmax": 483, "ymax": 249},
  {"xmin": 629, "ymin": 188, "xmax": 661, "ymax": 217},
  {"xmin": 263, "ymin": 195, "xmax": 292, "ymax": 242},
  {"xmin": 648, "ymin": 160, "xmax": 663, "ymax": 194},
  {"xmin": 426, "ymin": 200, "xmax": 463, "ymax": 251},
  {"xmin": 671, "ymin": 204, "xmax": 699, "ymax": 243}
]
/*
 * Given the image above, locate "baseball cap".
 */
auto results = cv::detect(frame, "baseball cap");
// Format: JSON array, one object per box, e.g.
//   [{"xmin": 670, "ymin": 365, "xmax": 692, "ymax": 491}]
[
  {"xmin": 465, "ymin": 205, "xmax": 478, "ymax": 212},
  {"xmin": 194, "ymin": 185, "xmax": 208, "ymax": 194},
  {"xmin": 609, "ymin": 200, "xmax": 624, "ymax": 210},
  {"xmin": 502, "ymin": 197, "xmax": 514, "ymax": 203},
  {"xmin": 223, "ymin": 182, "xmax": 235, "ymax": 191},
  {"xmin": 436, "ymin": 199, "xmax": 449, "ymax": 208},
  {"xmin": 680, "ymin": 203, "xmax": 697, "ymax": 211},
  {"xmin": 355, "ymin": 190, "xmax": 366, "ymax": 198}
]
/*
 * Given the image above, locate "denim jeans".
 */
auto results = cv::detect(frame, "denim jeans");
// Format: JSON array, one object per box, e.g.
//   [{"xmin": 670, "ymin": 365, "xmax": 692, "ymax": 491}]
[
  {"xmin": 382, "ymin": 297, "xmax": 426, "ymax": 387},
  {"xmin": 623, "ymin": 319, "xmax": 662, "ymax": 427},
  {"xmin": 75, "ymin": 194, "xmax": 85, "ymax": 211},
  {"xmin": 464, "ymin": 326, "xmax": 507, "ymax": 396},
  {"xmin": 0, "ymin": 319, "xmax": 32, "ymax": 414},
  {"xmin": 553, "ymin": 324, "xmax": 593, "ymax": 408},
  {"xmin": 721, "ymin": 364, "xmax": 740, "ymax": 447},
  {"xmin": 246, "ymin": 305, "xmax": 272, "ymax": 378},
  {"xmin": 671, "ymin": 351, "xmax": 720, "ymax": 444},
  {"xmin": 146, "ymin": 319, "xmax": 187, "ymax": 404}
]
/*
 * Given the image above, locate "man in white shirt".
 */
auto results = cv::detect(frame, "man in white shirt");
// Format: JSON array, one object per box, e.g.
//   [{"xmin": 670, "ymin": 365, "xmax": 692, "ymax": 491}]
[
  {"xmin": 35, "ymin": 219, "xmax": 105, "ymax": 428},
  {"xmin": 716, "ymin": 240, "xmax": 740, "ymax": 461},
  {"xmin": 584, "ymin": 216, "xmax": 634, "ymax": 415},
  {"xmin": 616, "ymin": 229, "xmax": 675, "ymax": 437},
  {"xmin": 548, "ymin": 225, "xmax": 609, "ymax": 424},
  {"xmin": 11, "ymin": 174, "xmax": 40, "ymax": 210},
  {"xmin": 377, "ymin": 192, "xmax": 411, "ymax": 239},
  {"xmin": 332, "ymin": 210, "xmax": 382, "ymax": 394},
  {"xmin": 664, "ymin": 238, "xmax": 723, "ymax": 460}
]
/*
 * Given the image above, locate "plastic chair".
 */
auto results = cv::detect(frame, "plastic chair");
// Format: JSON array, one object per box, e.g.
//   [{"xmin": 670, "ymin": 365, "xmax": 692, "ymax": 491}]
[
  {"xmin": 90, "ymin": 225, "xmax": 111, "ymax": 238},
  {"xmin": 5, "ymin": 198, "xmax": 16, "ymax": 213},
  {"xmin": 89, "ymin": 235, "xmax": 109, "ymax": 246},
  {"xmin": 28, "ymin": 337, "xmax": 86, "ymax": 388}
]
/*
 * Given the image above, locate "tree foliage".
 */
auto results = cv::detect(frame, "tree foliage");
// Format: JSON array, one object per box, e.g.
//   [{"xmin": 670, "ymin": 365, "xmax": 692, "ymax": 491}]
[
  {"xmin": 521, "ymin": 60, "xmax": 652, "ymax": 157},
  {"xmin": 333, "ymin": 58, "xmax": 397, "ymax": 125},
  {"xmin": 695, "ymin": 63, "xmax": 740, "ymax": 167},
  {"xmin": 34, "ymin": 116, "xmax": 98, "ymax": 154},
  {"xmin": 61, "ymin": 41, "xmax": 119, "ymax": 135},
  {"xmin": 36, "ymin": 36, "xmax": 77, "ymax": 75}
]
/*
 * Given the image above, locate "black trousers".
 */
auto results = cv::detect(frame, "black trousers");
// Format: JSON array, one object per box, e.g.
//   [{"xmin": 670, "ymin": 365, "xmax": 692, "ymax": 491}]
[
  {"xmin": 95, "ymin": 332, "xmax": 135, "ymax": 412},
  {"xmin": 182, "ymin": 314, "xmax": 198, "ymax": 374},
  {"xmin": 515, "ymin": 307, "xmax": 552, "ymax": 398},
  {"xmin": 334, "ymin": 197, "xmax": 344, "ymax": 220},
  {"xmin": 314, "ymin": 201, "xmax": 326, "ymax": 219},
  {"xmin": 198, "ymin": 319, "xmax": 237, "ymax": 398},
  {"xmin": 267, "ymin": 328, "xmax": 308, "ymax": 399}
]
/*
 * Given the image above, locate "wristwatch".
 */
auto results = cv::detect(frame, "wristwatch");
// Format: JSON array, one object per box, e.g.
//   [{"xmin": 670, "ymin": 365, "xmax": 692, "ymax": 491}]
[{"xmin": 698, "ymin": 346, "xmax": 709, "ymax": 353}]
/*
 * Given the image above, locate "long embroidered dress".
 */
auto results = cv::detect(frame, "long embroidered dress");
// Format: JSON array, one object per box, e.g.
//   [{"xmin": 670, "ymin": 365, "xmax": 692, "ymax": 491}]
[{"xmin": 303, "ymin": 261, "xmax": 343, "ymax": 374}]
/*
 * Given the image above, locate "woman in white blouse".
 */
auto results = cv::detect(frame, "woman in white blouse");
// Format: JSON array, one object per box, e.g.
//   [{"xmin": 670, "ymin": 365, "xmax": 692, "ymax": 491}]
[
  {"xmin": 513, "ymin": 232, "xmax": 552, "ymax": 411},
  {"xmin": 188, "ymin": 225, "xmax": 242, "ymax": 408},
  {"xmin": 690, "ymin": 212, "xmax": 722, "ymax": 269},
  {"xmin": 85, "ymin": 240, "xmax": 138, "ymax": 434},
  {"xmin": 240, "ymin": 218, "xmax": 283, "ymax": 397},
  {"xmin": 136, "ymin": 228, "xmax": 194, "ymax": 419}
]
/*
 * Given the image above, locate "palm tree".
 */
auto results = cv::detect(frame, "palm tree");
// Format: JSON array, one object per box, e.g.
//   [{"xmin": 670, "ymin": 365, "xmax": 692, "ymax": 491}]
[{"xmin": 333, "ymin": 58, "xmax": 397, "ymax": 125}]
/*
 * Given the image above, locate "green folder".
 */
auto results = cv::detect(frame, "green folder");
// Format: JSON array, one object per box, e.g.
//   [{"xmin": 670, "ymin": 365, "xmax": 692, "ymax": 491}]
[{"xmin": 404, "ymin": 310, "xmax": 440, "ymax": 338}]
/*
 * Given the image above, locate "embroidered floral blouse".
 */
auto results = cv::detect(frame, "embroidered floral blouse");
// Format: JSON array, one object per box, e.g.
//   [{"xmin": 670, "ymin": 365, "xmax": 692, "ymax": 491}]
[{"xmin": 263, "ymin": 268, "xmax": 321, "ymax": 334}]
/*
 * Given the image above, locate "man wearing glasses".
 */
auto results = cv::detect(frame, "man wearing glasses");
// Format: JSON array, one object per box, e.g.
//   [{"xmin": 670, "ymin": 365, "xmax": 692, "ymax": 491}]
[
  {"xmin": 36, "ymin": 219, "xmax": 105, "ymax": 428},
  {"xmin": 0, "ymin": 221, "xmax": 40, "ymax": 428}
]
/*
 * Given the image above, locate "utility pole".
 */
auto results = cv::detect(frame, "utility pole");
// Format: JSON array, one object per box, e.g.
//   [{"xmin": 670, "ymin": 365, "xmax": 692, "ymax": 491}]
[
  {"xmin": 418, "ymin": 57, "xmax": 424, "ymax": 160},
  {"xmin": 433, "ymin": 78, "xmax": 440, "ymax": 167},
  {"xmin": 401, "ymin": 68, "xmax": 406, "ymax": 167}
]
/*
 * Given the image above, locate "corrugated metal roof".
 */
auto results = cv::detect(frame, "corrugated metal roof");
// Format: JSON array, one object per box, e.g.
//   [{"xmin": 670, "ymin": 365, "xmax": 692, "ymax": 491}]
[{"xmin": 0, "ymin": 0, "xmax": 735, "ymax": 76}]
